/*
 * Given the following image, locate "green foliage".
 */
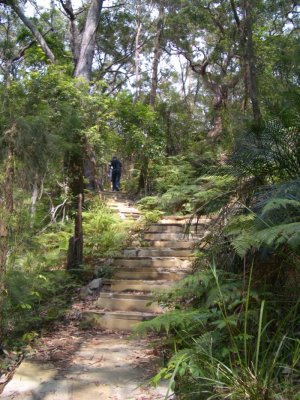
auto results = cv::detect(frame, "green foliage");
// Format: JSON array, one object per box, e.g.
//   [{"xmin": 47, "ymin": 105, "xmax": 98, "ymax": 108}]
[
  {"xmin": 137, "ymin": 196, "xmax": 161, "ymax": 211},
  {"xmin": 1, "ymin": 3, "xmax": 300, "ymax": 398},
  {"xmin": 137, "ymin": 155, "xmax": 236, "ymax": 215},
  {"xmin": 2, "ymin": 268, "xmax": 76, "ymax": 346},
  {"xmin": 136, "ymin": 309, "xmax": 202, "ymax": 336},
  {"xmin": 226, "ymin": 181, "xmax": 300, "ymax": 257},
  {"xmin": 1, "ymin": 195, "xmax": 135, "ymax": 347},
  {"xmin": 141, "ymin": 210, "xmax": 165, "ymax": 224},
  {"xmin": 231, "ymin": 120, "xmax": 300, "ymax": 181},
  {"xmin": 113, "ymin": 93, "xmax": 165, "ymax": 163},
  {"xmin": 145, "ymin": 267, "xmax": 300, "ymax": 399},
  {"xmin": 83, "ymin": 199, "xmax": 132, "ymax": 259},
  {"xmin": 95, "ymin": 265, "xmax": 115, "ymax": 279},
  {"xmin": 152, "ymin": 156, "xmax": 196, "ymax": 194}
]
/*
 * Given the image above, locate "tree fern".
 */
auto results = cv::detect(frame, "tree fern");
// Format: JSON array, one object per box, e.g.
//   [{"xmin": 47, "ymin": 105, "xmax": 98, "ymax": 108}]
[
  {"xmin": 231, "ymin": 119, "xmax": 300, "ymax": 180},
  {"xmin": 228, "ymin": 195, "xmax": 300, "ymax": 257}
]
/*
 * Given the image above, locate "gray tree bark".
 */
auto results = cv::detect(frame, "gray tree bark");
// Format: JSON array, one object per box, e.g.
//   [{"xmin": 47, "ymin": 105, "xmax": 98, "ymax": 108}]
[{"xmin": 73, "ymin": 0, "xmax": 104, "ymax": 80}]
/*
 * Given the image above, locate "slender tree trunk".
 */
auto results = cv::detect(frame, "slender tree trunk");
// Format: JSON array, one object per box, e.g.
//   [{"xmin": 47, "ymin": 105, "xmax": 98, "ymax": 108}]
[
  {"xmin": 138, "ymin": 158, "xmax": 149, "ymax": 195},
  {"xmin": 31, "ymin": 175, "xmax": 39, "ymax": 219},
  {"xmin": 149, "ymin": 2, "xmax": 164, "ymax": 109},
  {"xmin": 135, "ymin": 9, "xmax": 142, "ymax": 101},
  {"xmin": 65, "ymin": 132, "xmax": 85, "ymax": 270},
  {"xmin": 68, "ymin": 0, "xmax": 103, "ymax": 269},
  {"xmin": 67, "ymin": 193, "xmax": 83, "ymax": 271},
  {"xmin": 242, "ymin": 0, "xmax": 261, "ymax": 123}
]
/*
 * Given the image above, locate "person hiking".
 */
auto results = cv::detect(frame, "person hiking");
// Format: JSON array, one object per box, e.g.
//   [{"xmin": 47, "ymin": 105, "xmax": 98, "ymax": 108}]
[{"xmin": 109, "ymin": 156, "xmax": 122, "ymax": 191}]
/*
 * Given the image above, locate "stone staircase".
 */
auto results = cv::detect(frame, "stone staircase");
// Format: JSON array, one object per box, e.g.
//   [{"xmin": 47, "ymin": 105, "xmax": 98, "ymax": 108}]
[{"xmin": 83, "ymin": 191, "xmax": 208, "ymax": 331}]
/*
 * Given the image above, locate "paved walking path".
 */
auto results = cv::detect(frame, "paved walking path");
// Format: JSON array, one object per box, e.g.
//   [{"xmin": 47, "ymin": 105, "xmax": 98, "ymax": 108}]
[
  {"xmin": 1, "ymin": 191, "xmax": 207, "ymax": 399},
  {"xmin": 1, "ymin": 331, "xmax": 168, "ymax": 400}
]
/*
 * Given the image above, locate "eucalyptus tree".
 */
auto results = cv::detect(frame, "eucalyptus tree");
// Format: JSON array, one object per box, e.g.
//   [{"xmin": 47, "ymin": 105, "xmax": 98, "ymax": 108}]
[{"xmin": 160, "ymin": 0, "xmax": 243, "ymax": 138}]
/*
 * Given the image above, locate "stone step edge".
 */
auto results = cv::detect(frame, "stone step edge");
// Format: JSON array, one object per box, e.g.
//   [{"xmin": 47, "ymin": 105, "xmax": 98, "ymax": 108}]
[
  {"xmin": 100, "ymin": 292, "xmax": 154, "ymax": 300},
  {"xmin": 122, "ymin": 253, "xmax": 193, "ymax": 259},
  {"xmin": 111, "ymin": 256, "xmax": 195, "ymax": 260},
  {"xmin": 143, "ymin": 232, "xmax": 205, "ymax": 237},
  {"xmin": 142, "ymin": 240, "xmax": 198, "ymax": 247},
  {"xmin": 82, "ymin": 310, "xmax": 157, "ymax": 320},
  {"xmin": 124, "ymin": 246, "xmax": 194, "ymax": 250},
  {"xmin": 103, "ymin": 278, "xmax": 172, "ymax": 285},
  {"xmin": 148, "ymin": 222, "xmax": 209, "ymax": 227},
  {"xmin": 113, "ymin": 265, "xmax": 191, "ymax": 270}
]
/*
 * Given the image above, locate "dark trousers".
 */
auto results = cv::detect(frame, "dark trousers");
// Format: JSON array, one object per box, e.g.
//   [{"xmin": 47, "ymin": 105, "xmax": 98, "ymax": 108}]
[{"xmin": 112, "ymin": 170, "xmax": 121, "ymax": 191}]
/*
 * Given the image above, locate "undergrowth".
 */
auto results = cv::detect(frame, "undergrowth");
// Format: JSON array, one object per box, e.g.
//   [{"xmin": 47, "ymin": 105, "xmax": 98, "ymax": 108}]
[
  {"xmin": 134, "ymin": 119, "xmax": 300, "ymax": 399},
  {"xmin": 1, "ymin": 195, "xmax": 135, "ymax": 349}
]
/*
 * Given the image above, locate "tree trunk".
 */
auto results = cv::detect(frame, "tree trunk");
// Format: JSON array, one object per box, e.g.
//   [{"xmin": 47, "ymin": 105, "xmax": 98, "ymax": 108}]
[
  {"xmin": 149, "ymin": 2, "xmax": 164, "ymax": 109},
  {"xmin": 138, "ymin": 158, "xmax": 149, "ymax": 195},
  {"xmin": 230, "ymin": 0, "xmax": 261, "ymax": 122},
  {"xmin": 69, "ymin": 0, "xmax": 104, "ymax": 269},
  {"xmin": 67, "ymin": 193, "xmax": 83, "ymax": 271},
  {"xmin": 244, "ymin": 2, "xmax": 261, "ymax": 123},
  {"xmin": 134, "ymin": 4, "xmax": 142, "ymax": 101},
  {"xmin": 73, "ymin": 0, "xmax": 104, "ymax": 81}
]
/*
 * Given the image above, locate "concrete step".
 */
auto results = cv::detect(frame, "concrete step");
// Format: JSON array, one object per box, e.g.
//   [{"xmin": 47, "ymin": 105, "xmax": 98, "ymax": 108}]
[
  {"xmin": 96, "ymin": 292, "xmax": 162, "ymax": 313},
  {"xmin": 111, "ymin": 210, "xmax": 141, "ymax": 216},
  {"xmin": 108, "ymin": 204, "xmax": 139, "ymax": 211},
  {"xmin": 106, "ymin": 278, "xmax": 172, "ymax": 292},
  {"xmin": 114, "ymin": 267, "xmax": 187, "ymax": 281},
  {"xmin": 143, "ymin": 232, "xmax": 187, "ymax": 240},
  {"xmin": 161, "ymin": 215, "xmax": 211, "ymax": 224},
  {"xmin": 123, "ymin": 247, "xmax": 193, "ymax": 257},
  {"xmin": 112, "ymin": 212, "xmax": 141, "ymax": 220},
  {"xmin": 147, "ymin": 223, "xmax": 206, "ymax": 233},
  {"xmin": 147, "ymin": 223, "xmax": 185, "ymax": 233},
  {"xmin": 82, "ymin": 310, "xmax": 156, "ymax": 331},
  {"xmin": 143, "ymin": 239, "xmax": 195, "ymax": 249},
  {"xmin": 143, "ymin": 231, "xmax": 206, "ymax": 241},
  {"xmin": 112, "ymin": 256, "xmax": 193, "ymax": 269}
]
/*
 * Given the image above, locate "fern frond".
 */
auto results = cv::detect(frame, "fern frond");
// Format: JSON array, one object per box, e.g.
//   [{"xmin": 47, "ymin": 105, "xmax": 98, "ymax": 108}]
[
  {"xmin": 255, "ymin": 222, "xmax": 300, "ymax": 249},
  {"xmin": 135, "ymin": 309, "xmax": 205, "ymax": 335},
  {"xmin": 262, "ymin": 198, "xmax": 300, "ymax": 214}
]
